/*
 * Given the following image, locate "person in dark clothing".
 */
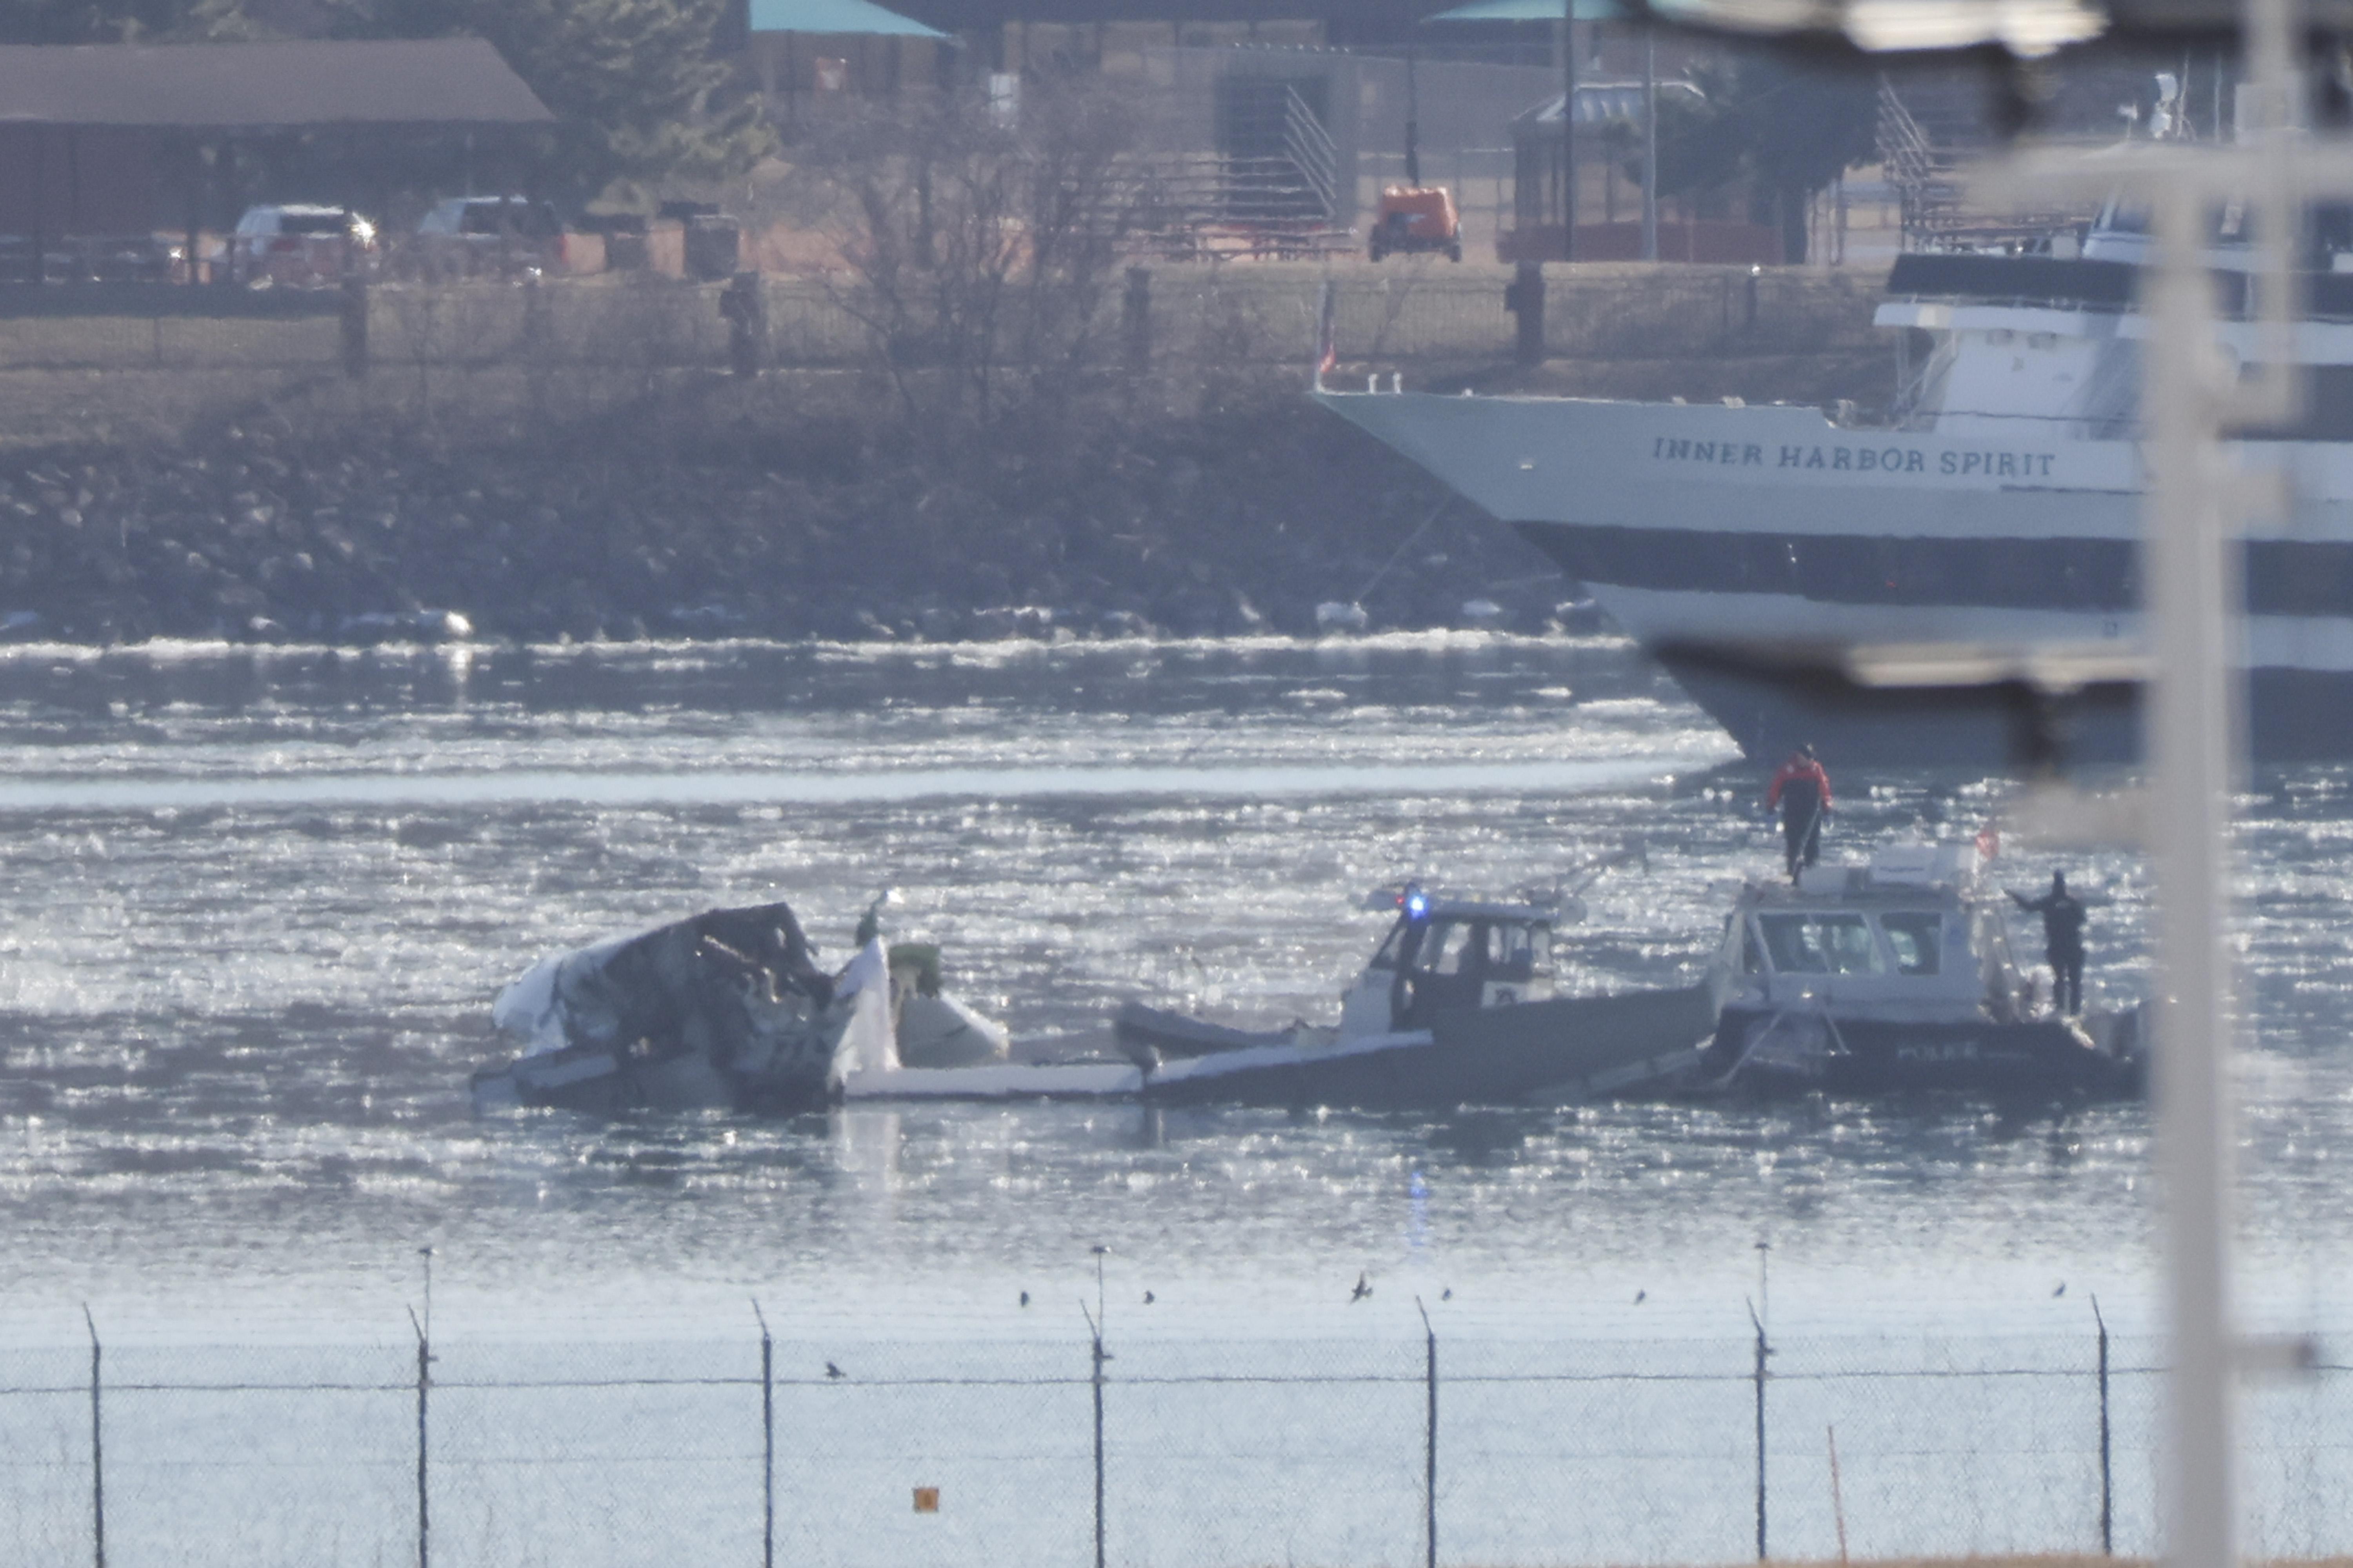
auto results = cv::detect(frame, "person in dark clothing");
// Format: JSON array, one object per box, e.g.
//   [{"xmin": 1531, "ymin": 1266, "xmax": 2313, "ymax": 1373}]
[
  {"xmin": 2011, "ymin": 870, "xmax": 2089, "ymax": 1015},
  {"xmin": 1764, "ymin": 745, "xmax": 1833, "ymax": 883}
]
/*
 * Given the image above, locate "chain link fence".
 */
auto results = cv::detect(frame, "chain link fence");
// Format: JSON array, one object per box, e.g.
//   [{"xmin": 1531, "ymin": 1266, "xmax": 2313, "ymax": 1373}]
[{"xmin": 10, "ymin": 1322, "xmax": 2345, "ymax": 1568}]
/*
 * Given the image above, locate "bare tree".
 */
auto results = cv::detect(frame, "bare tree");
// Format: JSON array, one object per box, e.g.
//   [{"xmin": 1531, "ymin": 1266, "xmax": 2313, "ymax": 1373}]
[{"xmin": 784, "ymin": 74, "xmax": 1138, "ymax": 440}]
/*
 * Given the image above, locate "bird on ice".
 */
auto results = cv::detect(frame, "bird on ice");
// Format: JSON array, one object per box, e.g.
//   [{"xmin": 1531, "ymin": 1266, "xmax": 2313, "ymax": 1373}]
[
  {"xmin": 825, "ymin": 1361, "xmax": 845, "ymax": 1380},
  {"xmin": 1350, "ymin": 1272, "xmax": 1372, "ymax": 1302}
]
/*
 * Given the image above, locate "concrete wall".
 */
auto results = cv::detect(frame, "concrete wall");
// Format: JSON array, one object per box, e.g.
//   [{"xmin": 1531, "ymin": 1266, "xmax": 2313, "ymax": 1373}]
[{"xmin": 0, "ymin": 264, "xmax": 1889, "ymax": 374}]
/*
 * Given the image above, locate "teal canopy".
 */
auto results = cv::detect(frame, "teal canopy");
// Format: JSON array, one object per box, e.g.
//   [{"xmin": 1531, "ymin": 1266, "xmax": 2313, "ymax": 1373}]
[
  {"xmin": 749, "ymin": 0, "xmax": 949, "ymax": 38},
  {"xmin": 1421, "ymin": 0, "xmax": 1629, "ymax": 20}
]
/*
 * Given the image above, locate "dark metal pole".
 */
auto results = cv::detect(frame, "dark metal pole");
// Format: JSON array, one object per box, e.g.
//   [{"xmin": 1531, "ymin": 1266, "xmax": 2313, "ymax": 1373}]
[
  {"xmin": 2094, "ymin": 1296, "xmax": 2113, "ymax": 1555},
  {"xmin": 1093, "ymin": 1333, "xmax": 1106, "ymax": 1568},
  {"xmin": 1561, "ymin": 0, "xmax": 1577, "ymax": 262},
  {"xmin": 1090, "ymin": 1236, "xmax": 1110, "ymax": 1568},
  {"xmin": 410, "ymin": 1306, "xmax": 429, "ymax": 1568},
  {"xmin": 1085, "ymin": 1304, "xmax": 1106, "ymax": 1568},
  {"xmin": 84, "ymin": 1306, "xmax": 102, "ymax": 1568},
  {"xmin": 1640, "ymin": 25, "xmax": 1657, "ymax": 261},
  {"xmin": 1749, "ymin": 1300, "xmax": 1768, "ymax": 1561},
  {"xmin": 1406, "ymin": 42, "xmax": 1422, "ymax": 190},
  {"xmin": 341, "ymin": 269, "xmax": 369, "ymax": 380},
  {"xmin": 755, "ymin": 1300, "xmax": 775, "ymax": 1568},
  {"xmin": 184, "ymin": 140, "xmax": 204, "ymax": 288},
  {"xmin": 1122, "ymin": 266, "xmax": 1152, "ymax": 376},
  {"xmin": 1509, "ymin": 262, "xmax": 1545, "ymax": 365},
  {"xmin": 1418, "ymin": 1299, "xmax": 1437, "ymax": 1568}
]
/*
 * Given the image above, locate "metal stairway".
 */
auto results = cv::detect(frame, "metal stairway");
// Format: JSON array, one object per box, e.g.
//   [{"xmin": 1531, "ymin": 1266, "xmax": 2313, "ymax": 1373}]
[
  {"xmin": 1876, "ymin": 73, "xmax": 2091, "ymax": 251},
  {"xmin": 1106, "ymin": 84, "xmax": 1353, "ymax": 258}
]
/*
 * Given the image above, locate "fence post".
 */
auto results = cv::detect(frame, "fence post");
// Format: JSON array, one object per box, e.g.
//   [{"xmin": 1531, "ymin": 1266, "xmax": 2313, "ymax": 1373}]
[
  {"xmin": 1749, "ymin": 1301, "xmax": 1769, "ymax": 1561},
  {"xmin": 2093, "ymin": 1296, "xmax": 2112, "ymax": 1555},
  {"xmin": 410, "ymin": 1306, "xmax": 430, "ymax": 1568},
  {"xmin": 1507, "ymin": 261, "xmax": 1544, "ymax": 366},
  {"xmin": 755, "ymin": 1300, "xmax": 775, "ymax": 1568},
  {"xmin": 1418, "ymin": 1299, "xmax": 1437, "ymax": 1568},
  {"xmin": 83, "ymin": 1305, "xmax": 102, "ymax": 1568},
  {"xmin": 341, "ymin": 270, "xmax": 369, "ymax": 379},
  {"xmin": 722, "ymin": 272, "xmax": 764, "ymax": 378},
  {"xmin": 524, "ymin": 274, "xmax": 550, "ymax": 354},
  {"xmin": 1122, "ymin": 266, "xmax": 1152, "ymax": 374},
  {"xmin": 1084, "ymin": 1306, "xmax": 1106, "ymax": 1568}
]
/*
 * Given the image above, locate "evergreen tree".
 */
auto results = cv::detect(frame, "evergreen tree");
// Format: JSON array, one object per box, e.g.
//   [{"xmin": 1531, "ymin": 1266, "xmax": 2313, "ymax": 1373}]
[
  {"xmin": 1651, "ymin": 49, "xmax": 1879, "ymax": 262},
  {"xmin": 336, "ymin": 0, "xmax": 767, "ymax": 198},
  {"xmin": 0, "ymin": 0, "xmax": 195, "ymax": 41}
]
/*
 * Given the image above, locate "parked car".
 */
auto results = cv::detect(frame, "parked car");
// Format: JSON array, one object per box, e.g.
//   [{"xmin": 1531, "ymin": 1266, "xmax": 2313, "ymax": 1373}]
[
  {"xmin": 229, "ymin": 204, "xmax": 373, "ymax": 287},
  {"xmin": 411, "ymin": 196, "xmax": 563, "ymax": 280}
]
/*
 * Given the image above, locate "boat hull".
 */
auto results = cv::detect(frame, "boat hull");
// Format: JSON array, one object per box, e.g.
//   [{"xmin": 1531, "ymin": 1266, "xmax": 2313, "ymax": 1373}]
[
  {"xmin": 1140, "ymin": 985, "xmax": 1720, "ymax": 1110},
  {"xmin": 1115, "ymin": 1000, "xmax": 1298, "ymax": 1059},
  {"xmin": 1317, "ymin": 388, "xmax": 2353, "ymax": 763},
  {"xmin": 1704, "ymin": 1005, "xmax": 2142, "ymax": 1098},
  {"xmin": 470, "ymin": 1043, "xmax": 841, "ymax": 1116}
]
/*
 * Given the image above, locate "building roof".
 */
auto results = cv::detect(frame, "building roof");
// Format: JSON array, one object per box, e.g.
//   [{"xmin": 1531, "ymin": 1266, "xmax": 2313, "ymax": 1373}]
[
  {"xmin": 751, "ymin": 0, "xmax": 952, "ymax": 36},
  {"xmin": 0, "ymin": 38, "xmax": 554, "ymax": 129},
  {"xmin": 1514, "ymin": 80, "xmax": 1707, "ymax": 124},
  {"xmin": 891, "ymin": 0, "xmax": 1440, "ymax": 30},
  {"xmin": 1424, "ymin": 0, "xmax": 1626, "ymax": 20}
]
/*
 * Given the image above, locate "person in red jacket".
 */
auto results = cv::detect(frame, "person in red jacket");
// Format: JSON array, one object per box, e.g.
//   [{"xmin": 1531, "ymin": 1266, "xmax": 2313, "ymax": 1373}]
[{"xmin": 1764, "ymin": 745, "xmax": 1833, "ymax": 883}]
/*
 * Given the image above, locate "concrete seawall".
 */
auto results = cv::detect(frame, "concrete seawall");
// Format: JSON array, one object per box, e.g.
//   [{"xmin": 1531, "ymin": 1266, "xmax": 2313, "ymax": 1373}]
[{"xmin": 0, "ymin": 264, "xmax": 1897, "ymax": 644}]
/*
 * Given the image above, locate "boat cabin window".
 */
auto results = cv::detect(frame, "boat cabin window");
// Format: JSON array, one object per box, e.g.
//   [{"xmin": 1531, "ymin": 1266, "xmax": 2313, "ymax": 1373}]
[
  {"xmin": 1424, "ymin": 920, "xmax": 1479, "ymax": 976},
  {"xmin": 1489, "ymin": 921, "xmax": 1549, "ymax": 979},
  {"xmin": 2095, "ymin": 196, "xmax": 2246, "ymax": 244},
  {"xmin": 1379, "ymin": 915, "xmax": 1550, "ymax": 979},
  {"xmin": 1878, "ymin": 912, "xmax": 1943, "ymax": 976},
  {"xmin": 1743, "ymin": 921, "xmax": 1766, "ymax": 974},
  {"xmin": 1756, "ymin": 912, "xmax": 1883, "ymax": 975},
  {"xmin": 2097, "ymin": 199, "xmax": 2150, "ymax": 234}
]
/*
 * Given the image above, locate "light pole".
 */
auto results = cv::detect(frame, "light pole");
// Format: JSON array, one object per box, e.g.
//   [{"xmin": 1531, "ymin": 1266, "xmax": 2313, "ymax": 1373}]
[{"xmin": 1641, "ymin": 23, "xmax": 1658, "ymax": 261}]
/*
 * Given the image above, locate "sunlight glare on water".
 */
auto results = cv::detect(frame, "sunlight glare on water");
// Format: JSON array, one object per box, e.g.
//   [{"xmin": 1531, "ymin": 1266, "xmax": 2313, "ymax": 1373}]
[{"xmin": 0, "ymin": 634, "xmax": 2342, "ymax": 1352}]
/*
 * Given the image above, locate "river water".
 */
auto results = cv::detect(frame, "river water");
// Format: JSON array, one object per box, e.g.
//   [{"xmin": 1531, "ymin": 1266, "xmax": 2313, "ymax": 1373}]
[{"xmin": 0, "ymin": 630, "xmax": 2345, "ymax": 1354}]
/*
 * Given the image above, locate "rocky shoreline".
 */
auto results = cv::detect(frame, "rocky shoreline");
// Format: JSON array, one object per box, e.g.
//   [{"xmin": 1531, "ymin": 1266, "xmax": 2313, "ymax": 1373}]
[{"xmin": 0, "ymin": 383, "xmax": 1582, "ymax": 648}]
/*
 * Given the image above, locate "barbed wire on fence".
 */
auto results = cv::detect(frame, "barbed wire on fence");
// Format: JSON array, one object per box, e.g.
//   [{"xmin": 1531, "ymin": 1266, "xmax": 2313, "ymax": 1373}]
[{"xmin": 5, "ymin": 1320, "xmax": 2349, "ymax": 1568}]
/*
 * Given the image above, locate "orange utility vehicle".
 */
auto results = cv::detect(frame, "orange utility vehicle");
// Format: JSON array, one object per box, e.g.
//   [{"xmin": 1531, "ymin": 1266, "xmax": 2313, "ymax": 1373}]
[{"xmin": 1369, "ymin": 185, "xmax": 1462, "ymax": 262}]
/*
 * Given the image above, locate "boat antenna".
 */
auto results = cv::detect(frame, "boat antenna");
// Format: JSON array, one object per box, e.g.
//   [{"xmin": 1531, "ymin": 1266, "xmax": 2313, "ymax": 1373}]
[
  {"xmin": 855, "ymin": 888, "xmax": 898, "ymax": 949},
  {"xmin": 1525, "ymin": 839, "xmax": 1649, "ymax": 910}
]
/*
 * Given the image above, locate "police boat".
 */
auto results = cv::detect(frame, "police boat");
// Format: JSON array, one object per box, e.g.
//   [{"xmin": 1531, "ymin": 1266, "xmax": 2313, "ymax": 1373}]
[
  {"xmin": 1108, "ymin": 881, "xmax": 1724, "ymax": 1111},
  {"xmin": 1698, "ymin": 842, "xmax": 2143, "ymax": 1098}
]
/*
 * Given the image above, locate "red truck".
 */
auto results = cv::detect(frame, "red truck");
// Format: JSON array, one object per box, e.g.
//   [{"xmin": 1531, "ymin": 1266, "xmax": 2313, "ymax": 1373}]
[{"xmin": 1368, "ymin": 185, "xmax": 1462, "ymax": 263}]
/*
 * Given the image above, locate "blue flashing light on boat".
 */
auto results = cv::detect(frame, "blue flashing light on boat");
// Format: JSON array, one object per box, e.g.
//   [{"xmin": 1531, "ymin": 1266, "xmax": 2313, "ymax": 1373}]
[{"xmin": 1403, "ymin": 885, "xmax": 1430, "ymax": 922}]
